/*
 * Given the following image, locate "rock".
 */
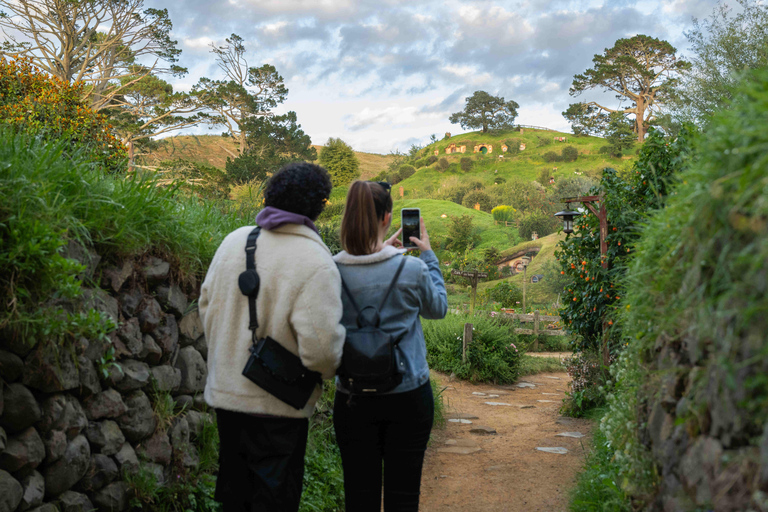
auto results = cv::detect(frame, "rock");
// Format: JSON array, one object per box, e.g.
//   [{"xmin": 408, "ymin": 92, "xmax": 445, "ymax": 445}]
[
  {"xmin": 117, "ymin": 391, "xmax": 155, "ymax": 443},
  {"xmin": 112, "ymin": 360, "xmax": 150, "ymax": 392},
  {"xmin": 137, "ymin": 298, "xmax": 163, "ymax": 334},
  {"xmin": 485, "ymin": 389, "xmax": 510, "ymax": 395},
  {"xmin": 23, "ymin": 346, "xmax": 79, "ymax": 393},
  {"xmin": 0, "ymin": 350, "xmax": 24, "ymax": 382},
  {"xmin": 84, "ymin": 421, "xmax": 124, "ymax": 456},
  {"xmin": 448, "ymin": 373, "xmax": 457, "ymax": 382},
  {"xmin": 469, "ymin": 425, "xmax": 497, "ymax": 435},
  {"xmin": 150, "ymin": 365, "xmax": 181, "ymax": 393},
  {"xmin": 113, "ymin": 443, "xmax": 138, "ymax": 475},
  {"xmin": 484, "ymin": 402, "xmax": 512, "ymax": 406},
  {"xmin": 169, "ymin": 418, "xmax": 189, "ymax": 450},
  {"xmin": 76, "ymin": 356, "xmax": 101, "ymax": 397},
  {"xmin": 519, "ymin": 405, "xmax": 536, "ymax": 409},
  {"xmin": 0, "ymin": 469, "xmax": 23, "ymax": 512},
  {"xmin": 193, "ymin": 394, "xmax": 206, "ymax": 411},
  {"xmin": 42, "ymin": 430, "xmax": 67, "ymax": 463},
  {"xmin": 139, "ymin": 335, "xmax": 162, "ymax": 366},
  {"xmin": 43, "ymin": 435, "xmax": 90, "ymax": 498},
  {"xmin": 516, "ymin": 383, "xmax": 535, "ymax": 389},
  {"xmin": 115, "ymin": 318, "xmax": 142, "ymax": 357},
  {"xmin": 84, "ymin": 390, "xmax": 127, "ymax": 421},
  {"xmin": 117, "ymin": 288, "xmax": 143, "ymax": 319},
  {"xmin": 2, "ymin": 333, "xmax": 38, "ymax": 359},
  {"xmin": 27, "ymin": 504, "xmax": 58, "ymax": 512},
  {"xmin": 76, "ymin": 454, "xmax": 118, "ymax": 492},
  {"xmin": 178, "ymin": 311, "xmax": 203, "ymax": 346},
  {"xmin": 556, "ymin": 432, "xmax": 585, "ymax": 438},
  {"xmin": 761, "ymin": 423, "xmax": 768, "ymax": 487},
  {"xmin": 648, "ymin": 401, "xmax": 675, "ymax": 459},
  {"xmin": 536, "ymin": 447, "xmax": 568, "ymax": 454},
  {"xmin": 155, "ymin": 285, "xmax": 188, "ymax": 319},
  {"xmin": 37, "ymin": 395, "xmax": 87, "ymax": 438},
  {"xmin": 192, "ymin": 335, "xmax": 208, "ymax": 360},
  {"xmin": 437, "ymin": 446, "xmax": 481, "ymax": 455},
  {"xmin": 174, "ymin": 395, "xmax": 194, "ymax": 411},
  {"xmin": 0, "ymin": 383, "xmax": 41, "ymax": 434},
  {"xmin": 0, "ymin": 427, "xmax": 6, "ymax": 452},
  {"xmin": 81, "ymin": 289, "xmax": 119, "ymax": 324},
  {"xmin": 143, "ymin": 462, "xmax": 166, "ymax": 485},
  {"xmin": 446, "ymin": 413, "xmax": 479, "ymax": 420},
  {"xmin": 18, "ymin": 470, "xmax": 45, "ymax": 511},
  {"xmin": 543, "ymin": 376, "xmax": 561, "ymax": 380},
  {"xmin": 447, "ymin": 419, "xmax": 472, "ymax": 424},
  {"xmin": 174, "ymin": 347, "xmax": 207, "ymax": 395},
  {"xmin": 136, "ymin": 430, "xmax": 172, "ymax": 465},
  {"xmin": 541, "ymin": 392, "xmax": 560, "ymax": 396},
  {"xmin": 143, "ymin": 257, "xmax": 170, "ymax": 286},
  {"xmin": 102, "ymin": 260, "xmax": 134, "ymax": 293},
  {"xmin": 444, "ymin": 439, "xmax": 478, "ymax": 447},
  {"xmin": 102, "ymin": 362, "xmax": 124, "ymax": 388},
  {"xmin": 180, "ymin": 443, "xmax": 199, "ymax": 469},
  {"xmin": 0, "ymin": 427, "xmax": 45, "ymax": 473},
  {"xmin": 471, "ymin": 392, "xmax": 486, "ymax": 396},
  {"xmin": 57, "ymin": 491, "xmax": 94, "ymax": 512},
  {"xmin": 679, "ymin": 437, "xmax": 722, "ymax": 504},
  {"xmin": 82, "ymin": 337, "xmax": 107, "ymax": 363},
  {"xmin": 62, "ymin": 240, "xmax": 101, "ymax": 281},
  {"xmin": 184, "ymin": 411, "xmax": 211, "ymax": 439},
  {"xmin": 537, "ymin": 400, "xmax": 558, "ymax": 403},
  {"xmin": 90, "ymin": 481, "xmax": 129, "ymax": 512},
  {"xmin": 152, "ymin": 314, "xmax": 179, "ymax": 358}
]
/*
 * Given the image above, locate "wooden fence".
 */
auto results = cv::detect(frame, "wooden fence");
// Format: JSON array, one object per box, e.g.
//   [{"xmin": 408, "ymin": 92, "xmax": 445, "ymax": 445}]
[{"xmin": 502, "ymin": 311, "xmax": 565, "ymax": 337}]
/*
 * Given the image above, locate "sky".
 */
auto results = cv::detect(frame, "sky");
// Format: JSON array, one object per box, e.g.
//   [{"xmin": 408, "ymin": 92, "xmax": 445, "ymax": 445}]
[{"xmin": 148, "ymin": 0, "xmax": 720, "ymax": 154}]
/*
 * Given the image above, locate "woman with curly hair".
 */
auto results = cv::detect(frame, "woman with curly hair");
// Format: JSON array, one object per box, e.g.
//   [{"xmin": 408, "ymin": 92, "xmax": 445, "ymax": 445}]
[{"xmin": 332, "ymin": 180, "xmax": 447, "ymax": 511}]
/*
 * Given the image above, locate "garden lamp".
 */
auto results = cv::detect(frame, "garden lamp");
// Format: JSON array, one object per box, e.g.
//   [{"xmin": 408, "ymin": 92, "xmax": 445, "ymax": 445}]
[{"xmin": 554, "ymin": 210, "xmax": 582, "ymax": 234}]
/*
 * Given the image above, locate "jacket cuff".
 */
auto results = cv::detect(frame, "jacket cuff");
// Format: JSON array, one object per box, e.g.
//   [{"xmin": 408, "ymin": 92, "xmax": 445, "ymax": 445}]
[{"xmin": 419, "ymin": 250, "xmax": 438, "ymax": 264}]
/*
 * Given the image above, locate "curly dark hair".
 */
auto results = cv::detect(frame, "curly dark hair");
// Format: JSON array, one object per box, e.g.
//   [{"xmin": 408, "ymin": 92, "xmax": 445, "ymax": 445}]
[{"xmin": 264, "ymin": 162, "xmax": 332, "ymax": 220}]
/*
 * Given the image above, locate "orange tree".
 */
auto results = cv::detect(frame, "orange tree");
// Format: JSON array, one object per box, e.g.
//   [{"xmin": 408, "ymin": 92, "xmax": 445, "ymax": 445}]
[
  {"xmin": 555, "ymin": 127, "xmax": 696, "ymax": 352},
  {"xmin": 0, "ymin": 58, "xmax": 126, "ymax": 171}
]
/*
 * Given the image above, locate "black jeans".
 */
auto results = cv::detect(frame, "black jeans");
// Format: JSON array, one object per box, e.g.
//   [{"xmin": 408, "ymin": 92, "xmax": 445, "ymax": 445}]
[
  {"xmin": 333, "ymin": 382, "xmax": 434, "ymax": 512},
  {"xmin": 215, "ymin": 409, "xmax": 308, "ymax": 512}
]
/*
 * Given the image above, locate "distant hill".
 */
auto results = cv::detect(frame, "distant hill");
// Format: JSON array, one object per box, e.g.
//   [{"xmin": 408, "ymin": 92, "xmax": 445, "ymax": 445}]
[{"xmin": 138, "ymin": 135, "xmax": 396, "ymax": 180}]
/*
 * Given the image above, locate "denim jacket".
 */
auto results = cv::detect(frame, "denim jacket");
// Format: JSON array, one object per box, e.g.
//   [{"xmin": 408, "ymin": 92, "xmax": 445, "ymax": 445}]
[{"xmin": 332, "ymin": 245, "xmax": 448, "ymax": 394}]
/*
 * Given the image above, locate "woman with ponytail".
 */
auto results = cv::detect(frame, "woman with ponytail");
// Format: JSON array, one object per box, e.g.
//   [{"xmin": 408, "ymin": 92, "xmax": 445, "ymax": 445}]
[{"xmin": 333, "ymin": 181, "xmax": 447, "ymax": 511}]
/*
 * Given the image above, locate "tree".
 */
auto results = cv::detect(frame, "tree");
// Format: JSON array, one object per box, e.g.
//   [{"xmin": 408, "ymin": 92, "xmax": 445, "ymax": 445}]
[
  {"xmin": 601, "ymin": 113, "xmax": 636, "ymax": 158},
  {"xmin": 0, "ymin": 0, "xmax": 201, "ymax": 144},
  {"xmin": 193, "ymin": 34, "xmax": 288, "ymax": 153},
  {"xmin": 446, "ymin": 215, "xmax": 481, "ymax": 252},
  {"xmin": 562, "ymin": 103, "xmax": 609, "ymax": 136},
  {"xmin": 225, "ymin": 112, "xmax": 315, "ymax": 184},
  {"xmin": 318, "ymin": 138, "xmax": 360, "ymax": 187},
  {"xmin": 569, "ymin": 35, "xmax": 691, "ymax": 142},
  {"xmin": 673, "ymin": 0, "xmax": 768, "ymax": 123},
  {"xmin": 449, "ymin": 91, "xmax": 519, "ymax": 133}
]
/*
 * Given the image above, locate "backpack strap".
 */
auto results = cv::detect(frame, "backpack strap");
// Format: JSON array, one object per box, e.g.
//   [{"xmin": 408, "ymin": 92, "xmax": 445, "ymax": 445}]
[
  {"xmin": 339, "ymin": 256, "xmax": 407, "ymax": 325},
  {"xmin": 238, "ymin": 226, "xmax": 262, "ymax": 337}
]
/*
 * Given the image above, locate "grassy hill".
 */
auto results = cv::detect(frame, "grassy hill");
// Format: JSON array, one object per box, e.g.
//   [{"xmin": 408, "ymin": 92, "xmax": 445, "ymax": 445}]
[{"xmin": 138, "ymin": 135, "xmax": 395, "ymax": 180}]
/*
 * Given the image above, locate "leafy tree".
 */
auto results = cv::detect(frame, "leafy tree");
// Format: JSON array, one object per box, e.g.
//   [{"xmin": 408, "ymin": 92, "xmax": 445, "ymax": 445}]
[
  {"xmin": 485, "ymin": 281, "xmax": 523, "ymax": 308},
  {"xmin": 436, "ymin": 157, "xmax": 449, "ymax": 171},
  {"xmin": 397, "ymin": 164, "xmax": 416, "ymax": 181},
  {"xmin": 446, "ymin": 215, "xmax": 481, "ymax": 252},
  {"xmin": 601, "ymin": 113, "xmax": 636, "ymax": 157},
  {"xmin": 503, "ymin": 139, "xmax": 521, "ymax": 155},
  {"xmin": 460, "ymin": 157, "xmax": 473, "ymax": 172},
  {"xmin": 449, "ymin": 91, "xmax": 519, "ymax": 133},
  {"xmin": 518, "ymin": 212, "xmax": 558, "ymax": 240},
  {"xmin": 318, "ymin": 137, "xmax": 360, "ymax": 187},
  {"xmin": 225, "ymin": 112, "xmax": 315, "ymax": 184},
  {"xmin": 569, "ymin": 35, "xmax": 691, "ymax": 141},
  {"xmin": 562, "ymin": 103, "xmax": 609, "ymax": 136},
  {"xmin": 543, "ymin": 151, "xmax": 560, "ymax": 163},
  {"xmin": 673, "ymin": 0, "xmax": 768, "ymax": 123},
  {"xmin": 462, "ymin": 190, "xmax": 493, "ymax": 212},
  {"xmin": 561, "ymin": 146, "xmax": 579, "ymax": 162}
]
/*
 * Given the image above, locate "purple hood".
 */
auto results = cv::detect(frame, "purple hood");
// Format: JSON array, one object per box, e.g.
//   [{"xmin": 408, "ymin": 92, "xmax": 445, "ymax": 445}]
[{"xmin": 255, "ymin": 206, "xmax": 319, "ymax": 235}]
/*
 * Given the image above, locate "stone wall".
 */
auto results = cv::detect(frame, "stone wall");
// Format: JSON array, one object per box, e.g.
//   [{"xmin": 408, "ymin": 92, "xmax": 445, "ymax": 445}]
[{"xmin": 0, "ymin": 249, "xmax": 212, "ymax": 512}]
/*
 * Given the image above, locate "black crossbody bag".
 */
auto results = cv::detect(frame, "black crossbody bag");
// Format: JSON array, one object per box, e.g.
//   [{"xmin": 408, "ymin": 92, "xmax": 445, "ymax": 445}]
[
  {"xmin": 337, "ymin": 257, "xmax": 407, "ymax": 399},
  {"xmin": 238, "ymin": 227, "xmax": 321, "ymax": 410}
]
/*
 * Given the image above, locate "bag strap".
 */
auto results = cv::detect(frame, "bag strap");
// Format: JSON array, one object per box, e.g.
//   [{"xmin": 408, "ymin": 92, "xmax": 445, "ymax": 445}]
[
  {"xmin": 244, "ymin": 226, "xmax": 261, "ymax": 332},
  {"xmin": 339, "ymin": 256, "xmax": 407, "ymax": 317}
]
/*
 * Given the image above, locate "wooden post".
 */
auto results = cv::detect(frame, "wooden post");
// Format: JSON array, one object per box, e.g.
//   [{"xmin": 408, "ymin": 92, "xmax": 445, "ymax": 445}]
[
  {"xmin": 533, "ymin": 310, "xmax": 540, "ymax": 351},
  {"xmin": 469, "ymin": 273, "xmax": 478, "ymax": 317},
  {"xmin": 463, "ymin": 323, "xmax": 473, "ymax": 363},
  {"xmin": 522, "ymin": 265, "xmax": 527, "ymax": 314}
]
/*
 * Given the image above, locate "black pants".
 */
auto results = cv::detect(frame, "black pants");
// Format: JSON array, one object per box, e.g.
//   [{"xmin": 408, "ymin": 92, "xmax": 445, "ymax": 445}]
[
  {"xmin": 333, "ymin": 382, "xmax": 434, "ymax": 512},
  {"xmin": 215, "ymin": 409, "xmax": 308, "ymax": 512}
]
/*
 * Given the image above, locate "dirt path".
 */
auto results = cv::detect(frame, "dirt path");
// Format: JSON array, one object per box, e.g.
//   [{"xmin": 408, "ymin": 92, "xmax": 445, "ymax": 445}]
[{"xmin": 419, "ymin": 370, "xmax": 592, "ymax": 512}]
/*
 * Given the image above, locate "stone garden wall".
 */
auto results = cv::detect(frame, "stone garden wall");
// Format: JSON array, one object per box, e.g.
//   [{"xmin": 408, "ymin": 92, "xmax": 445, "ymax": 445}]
[{"xmin": 0, "ymin": 246, "xmax": 212, "ymax": 512}]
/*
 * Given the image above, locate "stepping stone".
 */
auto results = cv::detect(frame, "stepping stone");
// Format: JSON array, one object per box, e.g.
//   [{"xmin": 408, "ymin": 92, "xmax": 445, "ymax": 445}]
[
  {"xmin": 555, "ymin": 417, "xmax": 574, "ymax": 425},
  {"xmin": 485, "ymin": 402, "xmax": 513, "ymax": 406},
  {"xmin": 438, "ymin": 446, "xmax": 482, "ymax": 455},
  {"xmin": 542, "ymin": 393, "xmax": 560, "ymax": 396},
  {"xmin": 536, "ymin": 447, "xmax": 568, "ymax": 454},
  {"xmin": 485, "ymin": 389, "xmax": 510, "ymax": 395},
  {"xmin": 448, "ymin": 419, "xmax": 473, "ymax": 424},
  {"xmin": 470, "ymin": 425, "xmax": 497, "ymax": 435},
  {"xmin": 519, "ymin": 405, "xmax": 536, "ymax": 409},
  {"xmin": 487, "ymin": 394, "xmax": 500, "ymax": 398},
  {"xmin": 446, "ymin": 412, "xmax": 479, "ymax": 420},
  {"xmin": 445, "ymin": 439, "xmax": 479, "ymax": 447},
  {"xmin": 516, "ymin": 383, "xmax": 536, "ymax": 389},
  {"xmin": 543, "ymin": 376, "xmax": 561, "ymax": 380},
  {"xmin": 485, "ymin": 465, "xmax": 509, "ymax": 472},
  {"xmin": 556, "ymin": 432, "xmax": 585, "ymax": 438},
  {"xmin": 537, "ymin": 400, "xmax": 558, "ymax": 403},
  {"xmin": 472, "ymin": 392, "xmax": 487, "ymax": 396}
]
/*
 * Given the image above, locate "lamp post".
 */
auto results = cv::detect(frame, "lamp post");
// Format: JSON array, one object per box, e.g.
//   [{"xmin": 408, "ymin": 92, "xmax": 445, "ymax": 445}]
[{"xmin": 555, "ymin": 195, "xmax": 611, "ymax": 365}]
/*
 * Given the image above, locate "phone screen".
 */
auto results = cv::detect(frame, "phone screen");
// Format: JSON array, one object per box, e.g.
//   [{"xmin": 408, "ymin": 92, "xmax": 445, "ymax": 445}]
[{"xmin": 402, "ymin": 208, "xmax": 420, "ymax": 248}]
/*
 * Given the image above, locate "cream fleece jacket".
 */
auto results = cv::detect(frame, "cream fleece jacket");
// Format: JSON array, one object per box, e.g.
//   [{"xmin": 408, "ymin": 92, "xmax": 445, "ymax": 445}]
[{"xmin": 199, "ymin": 223, "xmax": 346, "ymax": 418}]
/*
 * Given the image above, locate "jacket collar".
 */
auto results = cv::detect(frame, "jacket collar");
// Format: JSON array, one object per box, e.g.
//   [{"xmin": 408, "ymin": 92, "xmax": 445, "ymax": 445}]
[
  {"xmin": 271, "ymin": 223, "xmax": 331, "ymax": 256},
  {"xmin": 333, "ymin": 245, "xmax": 406, "ymax": 265}
]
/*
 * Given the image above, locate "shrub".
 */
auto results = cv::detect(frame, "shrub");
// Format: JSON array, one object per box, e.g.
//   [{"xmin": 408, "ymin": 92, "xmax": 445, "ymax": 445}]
[
  {"xmin": 446, "ymin": 162, "xmax": 460, "ymax": 173},
  {"xmin": 436, "ymin": 157, "xmax": 449, "ymax": 171},
  {"xmin": 542, "ymin": 151, "xmax": 560, "ymax": 163},
  {"xmin": 494, "ymin": 176, "xmax": 506, "ymax": 185},
  {"xmin": 561, "ymin": 145, "xmax": 579, "ymax": 162},
  {"xmin": 560, "ymin": 351, "xmax": 610, "ymax": 417},
  {"xmin": 517, "ymin": 212, "xmax": 559, "ymax": 240},
  {"xmin": 484, "ymin": 281, "xmax": 523, "ymax": 308},
  {"xmin": 397, "ymin": 164, "xmax": 416, "ymax": 181},
  {"xmin": 423, "ymin": 313, "xmax": 523, "ymax": 384},
  {"xmin": 536, "ymin": 135, "xmax": 552, "ymax": 147},
  {"xmin": 459, "ymin": 157, "xmax": 473, "ymax": 172},
  {"xmin": 0, "ymin": 58, "xmax": 126, "ymax": 171},
  {"xmin": 491, "ymin": 205, "xmax": 515, "ymax": 222},
  {"xmin": 504, "ymin": 139, "xmax": 521, "ymax": 155},
  {"xmin": 445, "ymin": 215, "xmax": 481, "ymax": 252},
  {"xmin": 426, "ymin": 155, "xmax": 438, "ymax": 165},
  {"xmin": 319, "ymin": 137, "xmax": 360, "ymax": 187},
  {"xmin": 157, "ymin": 159, "xmax": 231, "ymax": 200},
  {"xmin": 461, "ymin": 190, "xmax": 492, "ymax": 212}
]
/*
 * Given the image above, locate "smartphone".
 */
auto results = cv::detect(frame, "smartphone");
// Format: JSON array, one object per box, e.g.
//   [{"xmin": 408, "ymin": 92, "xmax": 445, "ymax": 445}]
[{"xmin": 401, "ymin": 208, "xmax": 421, "ymax": 248}]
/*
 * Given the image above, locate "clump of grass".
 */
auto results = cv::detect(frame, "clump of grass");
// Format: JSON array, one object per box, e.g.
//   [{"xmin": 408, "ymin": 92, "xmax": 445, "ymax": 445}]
[{"xmin": 518, "ymin": 354, "xmax": 565, "ymax": 376}]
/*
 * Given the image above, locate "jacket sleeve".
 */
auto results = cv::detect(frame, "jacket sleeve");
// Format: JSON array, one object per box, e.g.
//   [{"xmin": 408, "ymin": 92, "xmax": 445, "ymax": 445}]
[
  {"xmin": 290, "ymin": 264, "xmax": 346, "ymax": 380},
  {"xmin": 418, "ymin": 250, "xmax": 448, "ymax": 320}
]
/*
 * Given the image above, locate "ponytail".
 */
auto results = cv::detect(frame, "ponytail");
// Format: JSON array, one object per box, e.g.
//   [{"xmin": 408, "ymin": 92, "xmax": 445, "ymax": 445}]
[{"xmin": 340, "ymin": 181, "xmax": 393, "ymax": 255}]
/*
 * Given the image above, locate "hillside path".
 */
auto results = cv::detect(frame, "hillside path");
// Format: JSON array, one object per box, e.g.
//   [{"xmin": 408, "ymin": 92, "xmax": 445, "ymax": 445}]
[{"xmin": 419, "ymin": 370, "xmax": 592, "ymax": 512}]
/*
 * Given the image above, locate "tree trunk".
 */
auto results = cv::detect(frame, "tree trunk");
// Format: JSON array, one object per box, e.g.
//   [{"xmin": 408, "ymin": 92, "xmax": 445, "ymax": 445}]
[{"xmin": 635, "ymin": 100, "xmax": 646, "ymax": 142}]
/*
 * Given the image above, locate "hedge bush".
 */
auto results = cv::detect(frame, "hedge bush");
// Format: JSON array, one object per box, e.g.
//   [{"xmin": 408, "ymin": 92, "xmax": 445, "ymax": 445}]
[{"xmin": 460, "ymin": 157, "xmax": 473, "ymax": 172}]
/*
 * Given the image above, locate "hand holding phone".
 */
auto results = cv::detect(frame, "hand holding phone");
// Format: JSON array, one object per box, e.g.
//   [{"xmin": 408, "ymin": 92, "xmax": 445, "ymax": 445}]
[{"xmin": 401, "ymin": 208, "xmax": 420, "ymax": 249}]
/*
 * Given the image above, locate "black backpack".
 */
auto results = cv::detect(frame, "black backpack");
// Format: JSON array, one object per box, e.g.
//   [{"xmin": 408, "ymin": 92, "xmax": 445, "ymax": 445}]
[{"xmin": 337, "ymin": 257, "xmax": 407, "ymax": 398}]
